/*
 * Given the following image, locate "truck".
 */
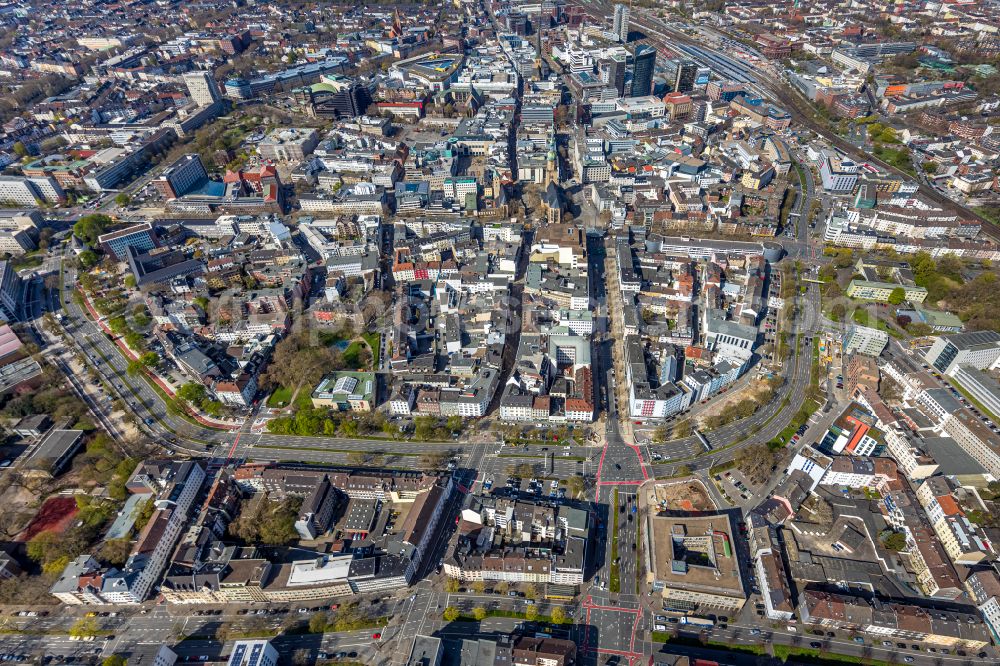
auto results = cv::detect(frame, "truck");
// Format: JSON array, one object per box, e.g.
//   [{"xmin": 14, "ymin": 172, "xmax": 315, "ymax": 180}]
[{"xmin": 680, "ymin": 616, "xmax": 715, "ymax": 628}]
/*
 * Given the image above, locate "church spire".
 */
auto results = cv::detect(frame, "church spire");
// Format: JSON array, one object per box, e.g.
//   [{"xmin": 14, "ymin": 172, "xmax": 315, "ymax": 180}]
[{"xmin": 390, "ymin": 9, "xmax": 403, "ymax": 39}]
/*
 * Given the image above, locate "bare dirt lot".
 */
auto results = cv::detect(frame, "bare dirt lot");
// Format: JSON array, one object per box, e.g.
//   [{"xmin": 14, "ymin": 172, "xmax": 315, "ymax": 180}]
[{"xmin": 651, "ymin": 480, "xmax": 716, "ymax": 513}]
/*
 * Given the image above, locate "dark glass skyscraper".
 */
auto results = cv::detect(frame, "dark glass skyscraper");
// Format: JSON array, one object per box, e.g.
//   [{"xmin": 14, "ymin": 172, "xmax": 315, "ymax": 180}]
[
  {"xmin": 630, "ymin": 45, "xmax": 656, "ymax": 97},
  {"xmin": 674, "ymin": 59, "xmax": 698, "ymax": 93}
]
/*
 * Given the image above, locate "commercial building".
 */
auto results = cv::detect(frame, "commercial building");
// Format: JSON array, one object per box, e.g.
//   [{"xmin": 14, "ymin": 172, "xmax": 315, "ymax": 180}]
[
  {"xmin": 225, "ymin": 640, "xmax": 278, "ymax": 666},
  {"xmin": 310, "ymin": 372, "xmax": 377, "ymax": 412},
  {"xmin": 950, "ymin": 365, "xmax": 1000, "ymax": 420},
  {"xmin": 0, "ymin": 261, "xmax": 24, "ymax": 322},
  {"xmin": 406, "ymin": 636, "xmax": 442, "ymax": 666},
  {"xmin": 843, "ymin": 325, "xmax": 889, "ymax": 357},
  {"xmin": 23, "ymin": 429, "xmax": 84, "ymax": 477},
  {"xmin": 154, "ymin": 154, "xmax": 209, "ymax": 200},
  {"xmin": 630, "ymin": 45, "xmax": 656, "ymax": 97},
  {"xmin": 671, "ymin": 59, "xmax": 698, "ymax": 94},
  {"xmin": 647, "ymin": 513, "xmax": 746, "ymax": 613},
  {"xmin": 820, "ymin": 402, "xmax": 884, "ymax": 457},
  {"xmin": 925, "ymin": 331, "xmax": 1000, "ymax": 376},
  {"xmin": 257, "ymin": 127, "xmax": 320, "ymax": 162},
  {"xmin": 819, "ymin": 152, "xmax": 859, "ymax": 192},
  {"xmin": 98, "ymin": 222, "xmax": 159, "ymax": 260}
]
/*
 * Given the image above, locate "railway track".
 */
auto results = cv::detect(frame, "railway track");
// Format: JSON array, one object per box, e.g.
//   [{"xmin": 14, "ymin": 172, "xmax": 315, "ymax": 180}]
[{"xmin": 574, "ymin": 1, "xmax": 1000, "ymax": 239}]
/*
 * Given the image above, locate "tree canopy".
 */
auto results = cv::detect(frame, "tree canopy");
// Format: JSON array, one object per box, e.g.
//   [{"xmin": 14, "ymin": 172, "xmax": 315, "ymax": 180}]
[{"xmin": 73, "ymin": 214, "xmax": 112, "ymax": 246}]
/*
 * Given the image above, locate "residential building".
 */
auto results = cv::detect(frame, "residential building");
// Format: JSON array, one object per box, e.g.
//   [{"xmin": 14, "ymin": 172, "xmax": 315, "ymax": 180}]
[
  {"xmin": 966, "ymin": 568, "xmax": 1000, "ymax": 645},
  {"xmin": 846, "ymin": 280, "xmax": 928, "ymax": 304},
  {"xmin": 915, "ymin": 475, "xmax": 991, "ymax": 566},
  {"xmin": 750, "ymin": 521, "xmax": 795, "ymax": 621},
  {"xmin": 942, "ymin": 409, "xmax": 1000, "ymax": 479},
  {"xmin": 612, "ymin": 4, "xmax": 630, "ymax": 43},
  {"xmin": 845, "ymin": 353, "xmax": 880, "ymax": 396},
  {"xmin": 798, "ymin": 590, "xmax": 989, "ymax": 649},
  {"xmin": 183, "ymin": 71, "xmax": 223, "ymax": 106},
  {"xmin": 0, "ymin": 176, "xmax": 62, "ymax": 206}
]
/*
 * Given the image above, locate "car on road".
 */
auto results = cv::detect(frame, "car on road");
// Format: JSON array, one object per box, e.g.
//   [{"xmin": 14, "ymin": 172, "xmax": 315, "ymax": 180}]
[
  {"xmin": 810, "ymin": 642, "xmax": 822, "ymax": 648},
  {"xmin": 902, "ymin": 658, "xmax": 914, "ymax": 663},
  {"xmin": 371, "ymin": 633, "xmax": 381, "ymax": 640}
]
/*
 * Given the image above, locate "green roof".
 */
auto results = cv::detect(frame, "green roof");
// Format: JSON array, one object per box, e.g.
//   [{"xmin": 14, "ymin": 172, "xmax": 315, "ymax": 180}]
[
  {"xmin": 310, "ymin": 82, "xmax": 338, "ymax": 94},
  {"xmin": 915, "ymin": 306, "xmax": 963, "ymax": 328}
]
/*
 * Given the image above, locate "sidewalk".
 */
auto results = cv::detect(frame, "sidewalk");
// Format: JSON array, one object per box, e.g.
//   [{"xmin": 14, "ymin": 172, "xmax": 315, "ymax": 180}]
[{"xmin": 77, "ymin": 289, "xmax": 239, "ymax": 431}]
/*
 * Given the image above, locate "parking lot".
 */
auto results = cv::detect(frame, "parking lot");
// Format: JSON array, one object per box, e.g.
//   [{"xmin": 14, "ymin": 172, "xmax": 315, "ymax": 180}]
[{"xmin": 715, "ymin": 468, "xmax": 762, "ymax": 504}]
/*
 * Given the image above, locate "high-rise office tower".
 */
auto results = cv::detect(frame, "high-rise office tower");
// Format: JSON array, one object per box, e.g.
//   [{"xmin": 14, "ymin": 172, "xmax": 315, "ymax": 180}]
[
  {"xmin": 673, "ymin": 59, "xmax": 698, "ymax": 93},
  {"xmin": 182, "ymin": 71, "xmax": 222, "ymax": 107},
  {"xmin": 630, "ymin": 45, "xmax": 656, "ymax": 97},
  {"xmin": 599, "ymin": 55, "xmax": 627, "ymax": 97},
  {"xmin": 612, "ymin": 4, "xmax": 630, "ymax": 43}
]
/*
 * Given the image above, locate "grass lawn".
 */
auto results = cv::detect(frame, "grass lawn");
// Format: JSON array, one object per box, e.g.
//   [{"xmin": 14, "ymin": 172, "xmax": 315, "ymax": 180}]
[
  {"xmin": 449, "ymin": 608, "xmax": 568, "ymax": 625},
  {"xmin": 295, "ymin": 388, "xmax": 314, "ymax": 409},
  {"xmin": 871, "ymin": 144, "xmax": 915, "ymax": 177},
  {"xmin": 974, "ymin": 206, "xmax": 1000, "ymax": 226},
  {"xmin": 851, "ymin": 307, "xmax": 904, "ymax": 339},
  {"xmin": 342, "ymin": 341, "xmax": 366, "ymax": 369},
  {"xmin": 266, "ymin": 385, "xmax": 314, "ymax": 409},
  {"xmin": 362, "ymin": 331, "xmax": 381, "ymax": 363},
  {"xmin": 11, "ymin": 252, "xmax": 43, "ymax": 271},
  {"xmin": 267, "ymin": 386, "xmax": 294, "ymax": 408},
  {"xmin": 772, "ymin": 644, "xmax": 894, "ymax": 666}
]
